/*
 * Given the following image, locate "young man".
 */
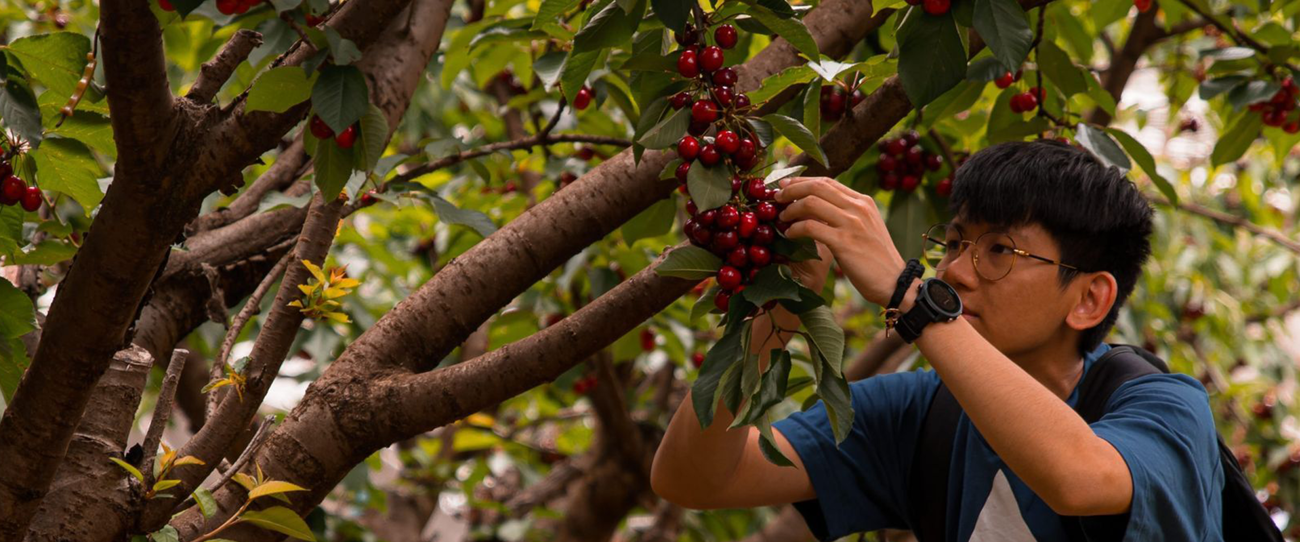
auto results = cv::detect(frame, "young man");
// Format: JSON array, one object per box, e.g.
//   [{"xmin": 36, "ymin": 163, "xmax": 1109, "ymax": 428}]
[{"xmin": 651, "ymin": 140, "xmax": 1224, "ymax": 541}]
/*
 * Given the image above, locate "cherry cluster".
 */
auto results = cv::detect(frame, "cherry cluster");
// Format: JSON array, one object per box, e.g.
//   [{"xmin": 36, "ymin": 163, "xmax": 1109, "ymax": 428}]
[
  {"xmin": 1134, "ymin": 0, "xmax": 1153, "ymax": 13},
  {"xmin": 1008, "ymin": 86, "xmax": 1042, "ymax": 114},
  {"xmin": 0, "ymin": 161, "xmax": 41, "ymax": 212},
  {"xmin": 309, "ymin": 114, "xmax": 359, "ymax": 149},
  {"xmin": 683, "ymin": 195, "xmax": 788, "ymax": 311},
  {"xmin": 874, "ymin": 130, "xmax": 952, "ymax": 196},
  {"xmin": 820, "ymin": 84, "xmax": 866, "ymax": 121},
  {"xmin": 905, "ymin": 0, "xmax": 952, "ymax": 16},
  {"xmin": 1248, "ymin": 76, "xmax": 1300, "ymax": 133}
]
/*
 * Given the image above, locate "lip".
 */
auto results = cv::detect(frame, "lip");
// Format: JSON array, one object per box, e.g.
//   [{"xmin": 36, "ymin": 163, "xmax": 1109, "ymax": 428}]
[{"xmin": 961, "ymin": 309, "xmax": 979, "ymax": 318}]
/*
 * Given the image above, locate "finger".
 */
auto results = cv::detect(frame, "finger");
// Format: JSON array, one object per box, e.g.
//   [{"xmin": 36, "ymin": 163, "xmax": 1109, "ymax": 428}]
[
  {"xmin": 779, "ymin": 176, "xmax": 865, "ymax": 202},
  {"xmin": 783, "ymin": 219, "xmax": 839, "ymax": 251},
  {"xmin": 775, "ymin": 177, "xmax": 859, "ymax": 210},
  {"xmin": 779, "ymin": 195, "xmax": 856, "ymax": 229}
]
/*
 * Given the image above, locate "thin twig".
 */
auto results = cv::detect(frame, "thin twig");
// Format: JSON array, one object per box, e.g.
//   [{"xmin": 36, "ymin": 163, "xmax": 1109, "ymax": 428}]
[
  {"xmin": 1150, "ymin": 195, "xmax": 1300, "ymax": 254},
  {"xmin": 140, "ymin": 349, "xmax": 189, "ymax": 487},
  {"xmin": 927, "ymin": 129, "xmax": 956, "ymax": 172},
  {"xmin": 206, "ymin": 251, "xmax": 295, "ymax": 419},
  {"xmin": 173, "ymin": 415, "xmax": 277, "ymax": 513},
  {"xmin": 1176, "ymin": 0, "xmax": 1300, "ymax": 74},
  {"xmin": 1034, "ymin": 5, "xmax": 1046, "ymax": 123}
]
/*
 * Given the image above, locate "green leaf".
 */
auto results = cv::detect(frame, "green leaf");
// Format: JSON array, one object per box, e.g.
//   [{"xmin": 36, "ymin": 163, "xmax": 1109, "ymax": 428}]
[
  {"xmin": 622, "ymin": 199, "xmax": 676, "ymax": 245},
  {"xmin": 354, "ymin": 103, "xmax": 388, "ymax": 172},
  {"xmin": 886, "ymin": 191, "xmax": 932, "ymax": 262},
  {"xmin": 431, "ymin": 195, "xmax": 497, "ymax": 237},
  {"xmin": 246, "ymin": 67, "xmax": 317, "ymax": 113},
  {"xmin": 7, "ymin": 32, "xmax": 91, "ymax": 98},
  {"xmin": 1105, "ymin": 128, "xmax": 1176, "ymax": 205},
  {"xmin": 149, "ymin": 526, "xmax": 180, "ymax": 542},
  {"xmin": 1082, "ymin": 69, "xmax": 1117, "ymax": 117},
  {"xmin": 31, "ymin": 138, "xmax": 103, "ymax": 213},
  {"xmin": 1075, "ymin": 123, "xmax": 1131, "ymax": 172},
  {"xmin": 9, "ymin": 240, "xmax": 77, "ymax": 266},
  {"xmin": 1198, "ymin": 76, "xmax": 1247, "ymax": 100},
  {"xmin": 745, "ymin": 3, "xmax": 819, "ymax": 61},
  {"xmin": 747, "ymin": 118, "xmax": 775, "ymax": 148},
  {"xmin": 534, "ymin": 0, "xmax": 582, "ymax": 30},
  {"xmin": 310, "ymin": 65, "xmax": 369, "ymax": 134},
  {"xmin": 110, "ymin": 457, "xmax": 144, "ymax": 482},
  {"xmin": 440, "ymin": 21, "xmax": 491, "ymax": 89},
  {"xmin": 762, "ymin": 114, "xmax": 828, "ymax": 167},
  {"xmin": 572, "ymin": 0, "xmax": 646, "ymax": 54},
  {"xmin": 638, "ymin": 105, "xmax": 691, "ymax": 149},
  {"xmin": 560, "ymin": 50, "xmax": 603, "ymax": 107},
  {"xmin": 748, "ymin": 65, "xmax": 816, "ymax": 106},
  {"xmin": 778, "ymin": 284, "xmax": 825, "ymax": 314},
  {"xmin": 801, "ymin": 305, "xmax": 844, "ymax": 378},
  {"xmin": 152, "ymin": 479, "xmax": 182, "ymax": 492},
  {"xmin": 0, "ymin": 279, "xmax": 36, "ymax": 339},
  {"xmin": 742, "ymin": 265, "xmax": 801, "ymax": 307},
  {"xmin": 1038, "ymin": 41, "xmax": 1086, "ymax": 97},
  {"xmin": 802, "ymin": 79, "xmax": 820, "ymax": 139},
  {"xmin": 0, "ymin": 337, "xmax": 30, "ymax": 404},
  {"xmin": 755, "ymin": 415, "xmax": 794, "ymax": 466},
  {"xmin": 322, "ymin": 27, "xmax": 362, "ymax": 65},
  {"xmin": 966, "ymin": 55, "xmax": 1009, "ymax": 82},
  {"xmin": 971, "ymin": 0, "xmax": 1032, "ymax": 77},
  {"xmin": 691, "ymin": 285, "xmax": 721, "ymax": 322},
  {"xmin": 1226, "ymin": 80, "xmax": 1280, "ymax": 109},
  {"xmin": 534, "ymin": 51, "xmax": 568, "ymax": 90},
  {"xmin": 1210, "ymin": 112, "xmax": 1262, "ymax": 167},
  {"xmin": 771, "ymin": 235, "xmax": 820, "ymax": 262},
  {"xmin": 897, "ymin": 7, "xmax": 967, "ymax": 109},
  {"xmin": 1, "ymin": 78, "xmax": 43, "ymax": 149},
  {"xmin": 686, "ymin": 158, "xmax": 733, "ymax": 212},
  {"xmin": 654, "ymin": 245, "xmax": 723, "ymax": 280},
  {"xmin": 249, "ymin": 480, "xmax": 310, "ymax": 500},
  {"xmin": 691, "ymin": 322, "xmax": 748, "ymax": 429},
  {"xmin": 652, "ymin": 0, "xmax": 691, "ymax": 31},
  {"xmin": 194, "ymin": 488, "xmax": 218, "ymax": 519},
  {"xmin": 763, "ymin": 165, "xmax": 805, "ymax": 188},
  {"xmin": 816, "ymin": 368, "xmax": 853, "ymax": 443},
  {"xmin": 42, "ymin": 98, "xmax": 115, "ymax": 158},
  {"xmin": 308, "ymin": 134, "xmax": 353, "ymax": 202},
  {"xmin": 752, "ymin": 349, "xmax": 792, "ymax": 419},
  {"xmin": 238, "ymin": 506, "xmax": 317, "ymax": 541}
]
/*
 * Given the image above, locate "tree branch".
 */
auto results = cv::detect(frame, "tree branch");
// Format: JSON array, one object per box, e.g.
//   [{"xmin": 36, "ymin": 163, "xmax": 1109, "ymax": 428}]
[
  {"xmin": 187, "ymin": 30, "xmax": 263, "ymax": 105},
  {"xmin": 140, "ymin": 349, "xmax": 190, "ymax": 488},
  {"xmin": 1151, "ymin": 196, "xmax": 1300, "ymax": 254},
  {"xmin": 186, "ymin": 138, "xmax": 311, "ymax": 235},
  {"xmin": 382, "ymin": 134, "xmax": 632, "ymax": 190}
]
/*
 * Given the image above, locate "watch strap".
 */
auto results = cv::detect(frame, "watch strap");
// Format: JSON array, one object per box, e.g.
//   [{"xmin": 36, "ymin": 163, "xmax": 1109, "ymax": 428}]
[
  {"xmin": 888, "ymin": 259, "xmax": 924, "ymax": 312},
  {"xmin": 896, "ymin": 290, "xmax": 934, "ymax": 343}
]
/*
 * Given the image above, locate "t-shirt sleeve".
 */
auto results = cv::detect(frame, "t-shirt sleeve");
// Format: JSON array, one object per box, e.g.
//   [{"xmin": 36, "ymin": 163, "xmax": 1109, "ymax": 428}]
[
  {"xmin": 772, "ymin": 369, "xmax": 940, "ymax": 541},
  {"xmin": 1082, "ymin": 374, "xmax": 1224, "ymax": 541}
]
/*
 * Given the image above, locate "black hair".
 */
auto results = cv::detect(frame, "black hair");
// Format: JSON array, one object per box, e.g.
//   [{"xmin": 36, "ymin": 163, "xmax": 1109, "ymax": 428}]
[{"xmin": 949, "ymin": 139, "xmax": 1154, "ymax": 356}]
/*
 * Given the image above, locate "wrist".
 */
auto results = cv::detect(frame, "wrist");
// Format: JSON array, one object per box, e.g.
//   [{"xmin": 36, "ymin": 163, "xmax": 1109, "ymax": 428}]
[{"xmin": 897, "ymin": 277, "xmax": 923, "ymax": 314}]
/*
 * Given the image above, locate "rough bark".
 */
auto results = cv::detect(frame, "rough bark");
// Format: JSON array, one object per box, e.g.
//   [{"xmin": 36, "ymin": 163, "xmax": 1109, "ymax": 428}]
[{"xmin": 23, "ymin": 346, "xmax": 153, "ymax": 542}]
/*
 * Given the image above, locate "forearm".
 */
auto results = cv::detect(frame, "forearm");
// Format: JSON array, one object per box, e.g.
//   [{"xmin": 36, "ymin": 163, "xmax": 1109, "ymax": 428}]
[
  {"xmin": 652, "ymin": 304, "xmax": 805, "ymax": 505},
  {"xmin": 912, "ymin": 312, "xmax": 1132, "ymax": 514}
]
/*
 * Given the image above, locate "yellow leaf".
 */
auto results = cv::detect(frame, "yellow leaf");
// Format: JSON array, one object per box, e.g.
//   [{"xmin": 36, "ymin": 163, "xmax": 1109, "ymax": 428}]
[
  {"xmin": 173, "ymin": 456, "xmax": 206, "ymax": 467},
  {"xmin": 201, "ymin": 379, "xmax": 233, "ymax": 393},
  {"xmin": 334, "ymin": 278, "xmax": 360, "ymax": 289},
  {"xmin": 297, "ymin": 284, "xmax": 318, "ymax": 296},
  {"xmin": 233, "ymin": 472, "xmax": 256, "ymax": 491},
  {"xmin": 325, "ymin": 311, "xmax": 351, "ymax": 323},
  {"xmin": 323, "ymin": 287, "xmax": 347, "ymax": 299},
  {"xmin": 110, "ymin": 457, "xmax": 144, "ymax": 482},
  {"xmin": 301, "ymin": 259, "xmax": 326, "ymax": 283},
  {"xmin": 465, "ymin": 413, "xmax": 495, "ymax": 428},
  {"xmin": 153, "ymin": 479, "xmax": 182, "ymax": 492},
  {"xmin": 160, "ymin": 449, "xmax": 176, "ymax": 470},
  {"xmin": 249, "ymin": 480, "xmax": 310, "ymax": 501},
  {"xmin": 287, "ymin": 300, "xmax": 303, "ymax": 308}
]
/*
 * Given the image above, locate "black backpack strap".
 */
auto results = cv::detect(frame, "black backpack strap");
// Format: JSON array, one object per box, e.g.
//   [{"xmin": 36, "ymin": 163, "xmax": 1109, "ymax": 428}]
[
  {"xmin": 909, "ymin": 382, "xmax": 961, "ymax": 542},
  {"xmin": 1074, "ymin": 344, "xmax": 1166, "ymax": 424}
]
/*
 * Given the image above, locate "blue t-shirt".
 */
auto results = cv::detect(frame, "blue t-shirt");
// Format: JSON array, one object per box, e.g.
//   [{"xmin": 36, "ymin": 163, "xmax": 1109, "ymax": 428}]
[{"xmin": 772, "ymin": 343, "xmax": 1224, "ymax": 542}]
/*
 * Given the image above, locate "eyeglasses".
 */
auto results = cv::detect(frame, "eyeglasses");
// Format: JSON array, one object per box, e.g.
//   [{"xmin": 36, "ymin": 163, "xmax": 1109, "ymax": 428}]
[{"xmin": 921, "ymin": 223, "xmax": 1079, "ymax": 281}]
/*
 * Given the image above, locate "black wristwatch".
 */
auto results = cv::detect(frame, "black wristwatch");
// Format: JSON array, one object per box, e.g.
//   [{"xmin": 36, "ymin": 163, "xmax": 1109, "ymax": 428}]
[{"xmin": 895, "ymin": 278, "xmax": 963, "ymax": 344}]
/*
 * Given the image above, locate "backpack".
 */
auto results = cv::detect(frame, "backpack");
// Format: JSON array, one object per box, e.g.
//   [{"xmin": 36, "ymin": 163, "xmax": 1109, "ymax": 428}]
[{"xmin": 905, "ymin": 344, "xmax": 1282, "ymax": 542}]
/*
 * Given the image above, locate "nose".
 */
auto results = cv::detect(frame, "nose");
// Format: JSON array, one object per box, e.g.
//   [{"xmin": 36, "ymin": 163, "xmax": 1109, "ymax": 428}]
[{"xmin": 940, "ymin": 241, "xmax": 980, "ymax": 291}]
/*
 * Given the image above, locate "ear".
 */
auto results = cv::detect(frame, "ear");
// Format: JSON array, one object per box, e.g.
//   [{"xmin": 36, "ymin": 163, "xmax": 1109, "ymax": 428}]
[{"xmin": 1065, "ymin": 271, "xmax": 1118, "ymax": 331}]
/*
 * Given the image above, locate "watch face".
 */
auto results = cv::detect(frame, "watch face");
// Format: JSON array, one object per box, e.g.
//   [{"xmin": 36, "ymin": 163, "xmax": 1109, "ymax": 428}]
[{"xmin": 925, "ymin": 280, "xmax": 960, "ymax": 313}]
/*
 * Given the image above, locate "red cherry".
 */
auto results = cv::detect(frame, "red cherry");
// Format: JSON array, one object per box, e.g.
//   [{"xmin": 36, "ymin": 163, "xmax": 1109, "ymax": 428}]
[
  {"xmin": 234, "ymin": 0, "xmax": 252, "ymax": 14},
  {"xmin": 688, "ymin": 121, "xmax": 709, "ymax": 137},
  {"xmin": 736, "ymin": 138, "xmax": 756, "ymax": 161},
  {"xmin": 745, "ymin": 177, "xmax": 767, "ymax": 201},
  {"xmin": 715, "ymin": 86, "xmax": 734, "ymax": 106},
  {"xmin": 1285, "ymin": 121, "xmax": 1300, "ymax": 134},
  {"xmin": 712, "ymin": 68, "xmax": 737, "ymax": 87},
  {"xmin": 159, "ymin": 0, "xmax": 174, "ymax": 10},
  {"xmin": 309, "ymin": 115, "xmax": 334, "ymax": 139},
  {"xmin": 1264, "ymin": 109, "xmax": 1287, "ymax": 127},
  {"xmin": 901, "ymin": 175, "xmax": 921, "ymax": 192},
  {"xmin": 1020, "ymin": 92, "xmax": 1038, "ymax": 112},
  {"xmin": 904, "ymin": 146, "xmax": 923, "ymax": 165},
  {"xmin": 747, "ymin": 267, "xmax": 761, "ymax": 282},
  {"xmin": 574, "ymin": 86, "xmax": 594, "ymax": 110},
  {"xmin": 676, "ymin": 23, "xmax": 698, "ymax": 46},
  {"xmin": 699, "ymin": 144, "xmax": 721, "ymax": 166},
  {"xmin": 698, "ymin": 209, "xmax": 717, "ymax": 226},
  {"xmin": 906, "ymin": 0, "xmax": 921, "ymax": 4},
  {"xmin": 925, "ymin": 154, "xmax": 943, "ymax": 171},
  {"xmin": 726, "ymin": 246, "xmax": 749, "ymax": 267},
  {"xmin": 995, "ymin": 71, "xmax": 1014, "ymax": 89},
  {"xmin": 712, "ymin": 229, "xmax": 739, "ymax": 252},
  {"xmin": 685, "ymin": 200, "xmax": 698, "ymax": 216},
  {"xmin": 748, "ymin": 245, "xmax": 771, "ymax": 267},
  {"xmin": 216, "ymin": 0, "xmax": 239, "ymax": 14},
  {"xmin": 576, "ymin": 147, "xmax": 595, "ymax": 160},
  {"xmin": 886, "ymin": 138, "xmax": 906, "ymax": 157},
  {"xmin": 640, "ymin": 329, "xmax": 656, "ymax": 351},
  {"xmin": 738, "ymin": 212, "xmax": 758, "ymax": 238},
  {"xmin": 755, "ymin": 202, "xmax": 778, "ymax": 222},
  {"xmin": 304, "ymin": 12, "xmax": 324, "ymax": 25},
  {"xmin": 20, "ymin": 186, "xmax": 41, "ymax": 212},
  {"xmin": 923, "ymin": 0, "xmax": 950, "ymax": 15},
  {"xmin": 936, "ymin": 177, "xmax": 953, "ymax": 197},
  {"xmin": 1009, "ymin": 93, "xmax": 1025, "ymax": 114},
  {"xmin": 752, "ymin": 224, "xmax": 775, "ymax": 245},
  {"xmin": 901, "ymin": 130, "xmax": 920, "ymax": 146},
  {"xmin": 734, "ymin": 93, "xmax": 751, "ymax": 110},
  {"xmin": 671, "ymin": 92, "xmax": 693, "ymax": 110},
  {"xmin": 692, "ymin": 352, "xmax": 706, "ymax": 368},
  {"xmin": 716, "ymin": 205, "xmax": 740, "ymax": 227},
  {"xmin": 1134, "ymin": 0, "xmax": 1153, "ymax": 13},
  {"xmin": 687, "ymin": 220, "xmax": 712, "ymax": 245},
  {"xmin": 715, "ymin": 24, "xmax": 738, "ymax": 49},
  {"xmin": 676, "ymin": 161, "xmax": 691, "ymax": 183},
  {"xmin": 691, "ymin": 100, "xmax": 718, "ymax": 123},
  {"xmin": 879, "ymin": 173, "xmax": 899, "ymax": 191},
  {"xmin": 713, "ymin": 131, "xmax": 738, "ymax": 155},
  {"xmin": 678, "ymin": 136, "xmax": 700, "ymax": 160},
  {"xmin": 335, "ymin": 125, "xmax": 358, "ymax": 149},
  {"xmin": 678, "ymin": 49, "xmax": 700, "ymax": 78},
  {"xmin": 730, "ymin": 176, "xmax": 743, "ymax": 195},
  {"xmin": 717, "ymin": 266, "xmax": 742, "ymax": 290},
  {"xmin": 850, "ymin": 89, "xmax": 865, "ymax": 108},
  {"xmin": 736, "ymin": 152, "xmax": 758, "ymax": 172},
  {"xmin": 699, "ymin": 46, "xmax": 725, "ymax": 72},
  {"xmin": 820, "ymin": 88, "xmax": 845, "ymax": 119},
  {"xmin": 714, "ymin": 290, "xmax": 731, "ymax": 311},
  {"xmin": 1, "ymin": 176, "xmax": 26, "ymax": 202}
]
